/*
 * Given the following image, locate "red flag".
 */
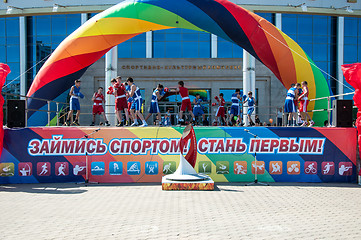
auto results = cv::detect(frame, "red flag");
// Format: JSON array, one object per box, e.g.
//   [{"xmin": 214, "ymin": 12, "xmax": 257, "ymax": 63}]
[
  {"xmin": 180, "ymin": 125, "xmax": 197, "ymax": 168},
  {"xmin": 342, "ymin": 63, "xmax": 361, "ymax": 159},
  {"xmin": 0, "ymin": 63, "xmax": 11, "ymax": 158}
]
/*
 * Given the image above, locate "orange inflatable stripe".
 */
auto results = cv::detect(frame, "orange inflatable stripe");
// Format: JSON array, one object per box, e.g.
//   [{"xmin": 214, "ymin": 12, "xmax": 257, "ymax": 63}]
[{"xmin": 42, "ymin": 34, "xmax": 140, "ymax": 69}]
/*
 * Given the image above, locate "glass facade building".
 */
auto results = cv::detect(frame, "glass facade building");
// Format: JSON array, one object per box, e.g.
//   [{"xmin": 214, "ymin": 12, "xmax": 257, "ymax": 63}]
[
  {"xmin": 0, "ymin": 11, "xmax": 358, "ymax": 100},
  {"xmin": 0, "ymin": 17, "xmax": 20, "ymax": 95}
]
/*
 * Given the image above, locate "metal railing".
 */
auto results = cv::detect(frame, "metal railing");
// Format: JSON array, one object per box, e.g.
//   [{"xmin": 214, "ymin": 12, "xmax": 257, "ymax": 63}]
[
  {"xmin": 3, "ymin": 91, "xmax": 354, "ymax": 127},
  {"xmin": 279, "ymin": 92, "xmax": 355, "ymax": 126}
]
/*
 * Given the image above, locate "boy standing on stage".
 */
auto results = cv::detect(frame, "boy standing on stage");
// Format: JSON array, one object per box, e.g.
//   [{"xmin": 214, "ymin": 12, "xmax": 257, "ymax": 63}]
[
  {"xmin": 145, "ymin": 84, "xmax": 165, "ymax": 125},
  {"xmin": 298, "ymin": 81, "xmax": 315, "ymax": 127},
  {"xmin": 111, "ymin": 77, "xmax": 130, "ymax": 127},
  {"xmin": 65, "ymin": 80, "xmax": 83, "ymax": 126},
  {"xmin": 284, "ymin": 83, "xmax": 298, "ymax": 126},
  {"xmin": 91, "ymin": 87, "xmax": 110, "ymax": 126},
  {"xmin": 243, "ymin": 91, "xmax": 256, "ymax": 126},
  {"xmin": 173, "ymin": 81, "xmax": 195, "ymax": 124},
  {"xmin": 193, "ymin": 93, "xmax": 207, "ymax": 125},
  {"xmin": 229, "ymin": 89, "xmax": 242, "ymax": 126},
  {"xmin": 213, "ymin": 93, "xmax": 226, "ymax": 126},
  {"xmin": 127, "ymin": 77, "xmax": 148, "ymax": 127}
]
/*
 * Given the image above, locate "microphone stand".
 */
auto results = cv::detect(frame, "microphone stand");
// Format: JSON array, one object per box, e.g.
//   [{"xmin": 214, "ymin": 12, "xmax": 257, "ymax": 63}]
[
  {"xmin": 244, "ymin": 129, "xmax": 269, "ymax": 186},
  {"xmin": 76, "ymin": 128, "xmax": 101, "ymax": 185}
]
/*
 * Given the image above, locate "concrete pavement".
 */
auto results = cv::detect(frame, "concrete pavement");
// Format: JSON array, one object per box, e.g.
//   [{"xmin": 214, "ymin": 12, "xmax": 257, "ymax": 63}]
[{"xmin": 0, "ymin": 183, "xmax": 360, "ymax": 239}]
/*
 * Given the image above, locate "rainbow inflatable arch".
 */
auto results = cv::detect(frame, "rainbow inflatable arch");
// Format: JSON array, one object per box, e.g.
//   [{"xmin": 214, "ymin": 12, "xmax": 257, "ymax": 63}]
[{"xmin": 27, "ymin": 0, "xmax": 331, "ymax": 124}]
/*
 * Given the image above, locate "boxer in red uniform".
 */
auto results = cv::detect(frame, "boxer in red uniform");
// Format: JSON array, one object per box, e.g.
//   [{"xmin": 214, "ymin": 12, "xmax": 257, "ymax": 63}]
[
  {"xmin": 112, "ymin": 76, "xmax": 130, "ymax": 127},
  {"xmin": 213, "ymin": 93, "xmax": 227, "ymax": 126},
  {"xmin": 173, "ymin": 81, "xmax": 195, "ymax": 124},
  {"xmin": 91, "ymin": 87, "xmax": 110, "ymax": 126},
  {"xmin": 298, "ymin": 81, "xmax": 315, "ymax": 127}
]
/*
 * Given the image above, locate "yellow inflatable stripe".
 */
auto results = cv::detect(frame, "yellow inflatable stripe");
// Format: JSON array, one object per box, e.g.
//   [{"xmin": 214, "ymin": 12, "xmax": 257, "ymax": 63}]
[
  {"xmin": 69, "ymin": 17, "xmax": 174, "ymax": 40},
  {"xmin": 281, "ymin": 32, "xmax": 316, "ymax": 112}
]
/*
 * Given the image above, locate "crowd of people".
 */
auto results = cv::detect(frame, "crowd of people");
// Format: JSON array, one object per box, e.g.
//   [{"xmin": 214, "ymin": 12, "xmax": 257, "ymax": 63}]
[{"xmin": 63, "ymin": 78, "xmax": 314, "ymax": 127}]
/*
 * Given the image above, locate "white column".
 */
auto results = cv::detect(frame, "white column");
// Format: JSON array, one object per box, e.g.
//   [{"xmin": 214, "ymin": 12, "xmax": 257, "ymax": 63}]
[
  {"xmin": 275, "ymin": 13, "xmax": 282, "ymax": 30},
  {"xmin": 337, "ymin": 17, "xmax": 344, "ymax": 99},
  {"xmin": 105, "ymin": 46, "xmax": 118, "ymax": 125},
  {"xmin": 81, "ymin": 13, "xmax": 88, "ymax": 25},
  {"xmin": 243, "ymin": 50, "xmax": 256, "ymax": 125},
  {"xmin": 19, "ymin": 16, "xmax": 26, "ymax": 97},
  {"xmin": 211, "ymin": 34, "xmax": 217, "ymax": 58},
  {"xmin": 146, "ymin": 31, "xmax": 152, "ymax": 58}
]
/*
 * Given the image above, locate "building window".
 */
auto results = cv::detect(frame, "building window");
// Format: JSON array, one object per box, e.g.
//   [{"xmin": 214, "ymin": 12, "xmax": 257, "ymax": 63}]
[
  {"xmin": 344, "ymin": 17, "xmax": 361, "ymax": 99},
  {"xmin": 0, "ymin": 17, "xmax": 20, "ymax": 96},
  {"xmin": 217, "ymin": 37, "xmax": 243, "ymax": 58},
  {"xmin": 26, "ymin": 14, "xmax": 81, "ymax": 88},
  {"xmin": 282, "ymin": 14, "xmax": 337, "ymax": 94},
  {"xmin": 118, "ymin": 33, "xmax": 146, "ymax": 58},
  {"xmin": 153, "ymin": 29, "xmax": 211, "ymax": 58}
]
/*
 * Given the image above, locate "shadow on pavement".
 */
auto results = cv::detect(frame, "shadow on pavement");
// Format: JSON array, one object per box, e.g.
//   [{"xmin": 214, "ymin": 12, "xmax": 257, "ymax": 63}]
[
  {"xmin": 0, "ymin": 182, "xmax": 359, "ymax": 194},
  {"xmin": 0, "ymin": 183, "xmax": 88, "ymax": 194}
]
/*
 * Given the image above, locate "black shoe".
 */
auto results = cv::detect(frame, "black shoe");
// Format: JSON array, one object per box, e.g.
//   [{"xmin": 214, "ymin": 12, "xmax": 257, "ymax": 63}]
[
  {"xmin": 105, "ymin": 121, "xmax": 110, "ymax": 126},
  {"xmin": 90, "ymin": 122, "xmax": 95, "ymax": 126},
  {"xmin": 99, "ymin": 122, "xmax": 104, "ymax": 126},
  {"xmin": 72, "ymin": 121, "xmax": 79, "ymax": 126}
]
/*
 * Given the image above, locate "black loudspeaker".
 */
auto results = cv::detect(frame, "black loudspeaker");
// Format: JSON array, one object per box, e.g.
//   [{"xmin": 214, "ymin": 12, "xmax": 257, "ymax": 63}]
[
  {"xmin": 332, "ymin": 100, "xmax": 353, "ymax": 127},
  {"xmin": 7, "ymin": 99, "xmax": 26, "ymax": 128}
]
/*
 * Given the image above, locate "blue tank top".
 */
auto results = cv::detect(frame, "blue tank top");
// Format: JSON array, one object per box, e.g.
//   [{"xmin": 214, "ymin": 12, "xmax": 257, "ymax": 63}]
[
  {"xmin": 72, "ymin": 85, "xmax": 80, "ymax": 98},
  {"xmin": 246, "ymin": 97, "xmax": 255, "ymax": 107},
  {"xmin": 151, "ymin": 89, "xmax": 159, "ymax": 102},
  {"xmin": 231, "ymin": 93, "xmax": 239, "ymax": 105},
  {"xmin": 286, "ymin": 87, "xmax": 296, "ymax": 100},
  {"xmin": 133, "ymin": 85, "xmax": 141, "ymax": 99},
  {"xmin": 194, "ymin": 98, "xmax": 202, "ymax": 107}
]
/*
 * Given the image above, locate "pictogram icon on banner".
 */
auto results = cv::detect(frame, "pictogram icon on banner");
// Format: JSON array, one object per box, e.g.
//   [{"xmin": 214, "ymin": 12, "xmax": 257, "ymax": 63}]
[
  {"xmin": 322, "ymin": 162, "xmax": 335, "ymax": 175},
  {"xmin": 269, "ymin": 161, "xmax": 282, "ymax": 175},
  {"xmin": 287, "ymin": 161, "xmax": 300, "ymax": 175},
  {"xmin": 304, "ymin": 161, "xmax": 317, "ymax": 175},
  {"xmin": 251, "ymin": 161, "xmax": 265, "ymax": 174},
  {"xmin": 234, "ymin": 161, "xmax": 247, "ymax": 175}
]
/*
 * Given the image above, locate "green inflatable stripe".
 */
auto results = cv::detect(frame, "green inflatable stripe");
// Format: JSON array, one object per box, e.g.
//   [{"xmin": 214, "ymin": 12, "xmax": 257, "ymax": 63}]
[
  {"xmin": 307, "ymin": 55, "xmax": 330, "ymax": 126},
  {"xmin": 97, "ymin": 2, "xmax": 204, "ymax": 32}
]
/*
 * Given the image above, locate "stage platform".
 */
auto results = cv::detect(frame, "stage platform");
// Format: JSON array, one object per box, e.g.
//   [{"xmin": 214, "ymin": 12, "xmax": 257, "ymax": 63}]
[{"xmin": 0, "ymin": 126, "xmax": 357, "ymax": 184}]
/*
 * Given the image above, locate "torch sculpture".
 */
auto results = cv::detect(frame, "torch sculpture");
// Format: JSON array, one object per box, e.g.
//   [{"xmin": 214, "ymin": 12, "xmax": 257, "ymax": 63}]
[{"xmin": 162, "ymin": 125, "xmax": 214, "ymax": 190}]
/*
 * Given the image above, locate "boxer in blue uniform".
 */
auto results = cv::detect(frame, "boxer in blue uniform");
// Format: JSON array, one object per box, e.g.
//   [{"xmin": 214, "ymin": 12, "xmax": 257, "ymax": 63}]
[
  {"xmin": 127, "ymin": 77, "xmax": 148, "ymax": 127},
  {"xmin": 145, "ymin": 84, "xmax": 164, "ymax": 125},
  {"xmin": 65, "ymin": 80, "xmax": 84, "ymax": 126},
  {"xmin": 192, "ymin": 93, "xmax": 207, "ymax": 125},
  {"xmin": 243, "ymin": 91, "xmax": 256, "ymax": 126},
  {"xmin": 229, "ymin": 89, "xmax": 242, "ymax": 126},
  {"xmin": 284, "ymin": 83, "xmax": 298, "ymax": 126}
]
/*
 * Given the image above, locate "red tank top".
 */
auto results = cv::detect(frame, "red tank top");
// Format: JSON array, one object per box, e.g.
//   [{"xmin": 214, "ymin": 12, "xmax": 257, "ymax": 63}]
[
  {"xmin": 220, "ymin": 98, "xmax": 225, "ymax": 107},
  {"xmin": 303, "ymin": 86, "xmax": 309, "ymax": 99},
  {"xmin": 179, "ymin": 87, "xmax": 189, "ymax": 98},
  {"xmin": 114, "ymin": 83, "xmax": 126, "ymax": 97},
  {"xmin": 94, "ymin": 92, "xmax": 104, "ymax": 104}
]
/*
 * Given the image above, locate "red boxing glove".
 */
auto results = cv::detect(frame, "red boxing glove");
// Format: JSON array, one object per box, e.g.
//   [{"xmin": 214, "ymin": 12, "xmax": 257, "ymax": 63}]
[
  {"xmin": 212, "ymin": 103, "xmax": 217, "ymax": 106},
  {"xmin": 107, "ymin": 86, "xmax": 114, "ymax": 94},
  {"xmin": 214, "ymin": 96, "xmax": 219, "ymax": 101},
  {"xmin": 164, "ymin": 87, "xmax": 169, "ymax": 92},
  {"xmin": 113, "ymin": 83, "xmax": 120, "ymax": 88}
]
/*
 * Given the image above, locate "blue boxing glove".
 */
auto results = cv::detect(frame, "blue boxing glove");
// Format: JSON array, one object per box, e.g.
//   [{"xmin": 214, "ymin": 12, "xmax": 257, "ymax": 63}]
[
  {"xmin": 242, "ymin": 95, "xmax": 247, "ymax": 101},
  {"xmin": 78, "ymin": 92, "xmax": 84, "ymax": 99},
  {"xmin": 128, "ymin": 97, "xmax": 133, "ymax": 103},
  {"xmin": 160, "ymin": 90, "xmax": 166, "ymax": 96}
]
